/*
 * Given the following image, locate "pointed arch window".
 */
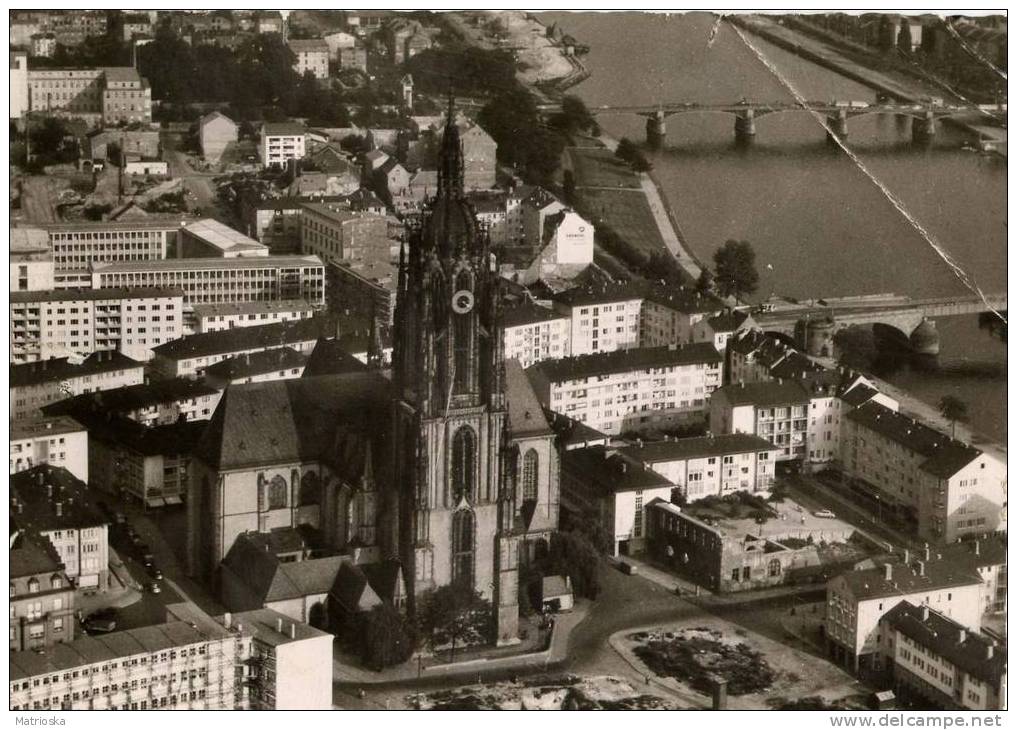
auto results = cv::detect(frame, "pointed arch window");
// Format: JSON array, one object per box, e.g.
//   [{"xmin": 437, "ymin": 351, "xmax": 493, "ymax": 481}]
[
  {"xmin": 299, "ymin": 472, "xmax": 321, "ymax": 506},
  {"xmin": 522, "ymin": 449, "xmax": 539, "ymax": 502},
  {"xmin": 268, "ymin": 475, "xmax": 288, "ymax": 510},
  {"xmin": 451, "ymin": 427, "xmax": 476, "ymax": 503},
  {"xmin": 451, "ymin": 510, "xmax": 475, "ymax": 587}
]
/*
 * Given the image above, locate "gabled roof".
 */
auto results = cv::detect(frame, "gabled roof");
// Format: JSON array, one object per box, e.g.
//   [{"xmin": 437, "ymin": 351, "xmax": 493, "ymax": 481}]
[
  {"xmin": 840, "ymin": 382, "xmax": 880, "ymax": 407},
  {"xmin": 200, "ymin": 110, "xmax": 236, "ymax": 128},
  {"xmin": 500, "ymin": 299, "xmax": 567, "ymax": 328},
  {"xmin": 882, "ymin": 601, "xmax": 1006, "ymax": 685},
  {"xmin": 11, "ymin": 351, "xmax": 143, "ymax": 389},
  {"xmin": 712, "ymin": 380, "xmax": 810, "ymax": 407},
  {"xmin": 706, "ymin": 309, "xmax": 750, "ymax": 333},
  {"xmin": 205, "ymin": 347, "xmax": 307, "ymax": 380},
  {"xmin": 836, "ymin": 556, "xmax": 981, "ymax": 601},
  {"xmin": 262, "ymin": 122, "xmax": 306, "ymax": 137},
  {"xmin": 152, "ymin": 316, "xmax": 329, "ymax": 361},
  {"xmin": 562, "ymin": 445, "xmax": 673, "ymax": 496},
  {"xmin": 616, "ymin": 433, "xmax": 779, "ymax": 464},
  {"xmin": 543, "ymin": 408, "xmax": 610, "ymax": 449},
  {"xmin": 43, "ymin": 377, "xmax": 217, "ymax": 415},
  {"xmin": 529, "ymin": 342, "xmax": 721, "ymax": 383},
  {"xmin": 505, "ymin": 359, "xmax": 553, "ymax": 439},
  {"xmin": 221, "ymin": 533, "xmax": 351, "ymax": 603},
  {"xmin": 329, "ymin": 561, "xmax": 382, "ymax": 613},
  {"xmin": 11, "ymin": 465, "xmax": 106, "ymax": 533},
  {"xmin": 301, "ymin": 338, "xmax": 370, "ymax": 377},
  {"xmin": 288, "ymin": 38, "xmax": 329, "ymax": 53}
]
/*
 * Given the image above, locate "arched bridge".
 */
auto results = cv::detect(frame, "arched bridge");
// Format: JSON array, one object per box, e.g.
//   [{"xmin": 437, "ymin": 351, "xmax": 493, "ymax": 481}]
[
  {"xmin": 588, "ymin": 100, "xmax": 987, "ymax": 148},
  {"xmin": 751, "ymin": 292, "xmax": 1007, "ymax": 357}
]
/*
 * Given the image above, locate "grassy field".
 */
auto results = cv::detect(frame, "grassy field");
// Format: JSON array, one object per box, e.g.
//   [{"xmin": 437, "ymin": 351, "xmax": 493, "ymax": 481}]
[{"xmin": 569, "ymin": 146, "xmax": 640, "ymax": 189}]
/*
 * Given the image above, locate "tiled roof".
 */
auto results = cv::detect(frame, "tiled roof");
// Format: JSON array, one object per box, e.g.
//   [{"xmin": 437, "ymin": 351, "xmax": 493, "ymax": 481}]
[
  {"xmin": 9, "ymin": 529, "xmax": 67, "ymax": 581},
  {"xmin": 837, "ymin": 556, "xmax": 981, "ymax": 601},
  {"xmin": 152, "ymin": 316, "xmax": 329, "ymax": 361},
  {"xmin": 221, "ymin": 534, "xmax": 349, "ymax": 603},
  {"xmin": 706, "ymin": 309, "xmax": 751, "ymax": 332},
  {"xmin": 840, "ymin": 382, "xmax": 880, "ymax": 407},
  {"xmin": 288, "ymin": 39, "xmax": 329, "ymax": 52},
  {"xmin": 563, "ymin": 445, "xmax": 673, "ymax": 496},
  {"xmin": 543, "ymin": 408, "xmax": 610, "ymax": 448},
  {"xmin": 301, "ymin": 338, "xmax": 370, "ymax": 377},
  {"xmin": 616, "ymin": 433, "xmax": 779, "ymax": 463},
  {"xmin": 44, "ymin": 377, "xmax": 218, "ymax": 414},
  {"xmin": 262, "ymin": 122, "xmax": 306, "ymax": 137},
  {"xmin": 204, "ymin": 346, "xmax": 307, "ymax": 380},
  {"xmin": 11, "ymin": 465, "xmax": 106, "ymax": 532},
  {"xmin": 846, "ymin": 402, "xmax": 981, "ymax": 479},
  {"xmin": 530, "ymin": 342, "xmax": 721, "ymax": 382},
  {"xmin": 10, "ymin": 286, "xmax": 184, "ymax": 303},
  {"xmin": 10, "ymin": 415, "xmax": 85, "ymax": 441},
  {"xmin": 505, "ymin": 359, "xmax": 553, "ymax": 439},
  {"xmin": 712, "ymin": 379, "xmax": 810, "ymax": 407},
  {"xmin": 882, "ymin": 601, "xmax": 1006, "ymax": 685},
  {"xmin": 500, "ymin": 299, "xmax": 566, "ymax": 328},
  {"xmin": 11, "ymin": 351, "xmax": 143, "ymax": 389}
]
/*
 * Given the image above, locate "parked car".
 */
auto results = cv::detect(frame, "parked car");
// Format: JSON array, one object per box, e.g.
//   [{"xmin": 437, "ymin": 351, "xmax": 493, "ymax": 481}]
[
  {"xmin": 618, "ymin": 561, "xmax": 638, "ymax": 576},
  {"xmin": 148, "ymin": 582, "xmax": 161, "ymax": 594},
  {"xmin": 813, "ymin": 509, "xmax": 836, "ymax": 519},
  {"xmin": 147, "ymin": 564, "xmax": 162, "ymax": 580},
  {"xmin": 83, "ymin": 608, "xmax": 118, "ymax": 634}
]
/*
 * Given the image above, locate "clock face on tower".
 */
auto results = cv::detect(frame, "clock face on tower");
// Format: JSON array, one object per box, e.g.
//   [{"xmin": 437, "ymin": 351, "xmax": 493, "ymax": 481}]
[{"xmin": 452, "ymin": 290, "xmax": 474, "ymax": 314}]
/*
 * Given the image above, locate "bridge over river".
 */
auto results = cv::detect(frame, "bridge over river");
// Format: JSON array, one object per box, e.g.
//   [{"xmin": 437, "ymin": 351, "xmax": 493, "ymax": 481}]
[
  {"xmin": 750, "ymin": 292, "xmax": 1007, "ymax": 357},
  {"xmin": 585, "ymin": 100, "xmax": 1004, "ymax": 148}
]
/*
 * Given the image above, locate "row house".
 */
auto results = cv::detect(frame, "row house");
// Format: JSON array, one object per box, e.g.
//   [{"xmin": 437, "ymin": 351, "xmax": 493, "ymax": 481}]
[
  {"xmin": 9, "ymin": 531, "xmax": 76, "ymax": 653},
  {"xmin": 10, "ymin": 416, "xmax": 88, "ymax": 482},
  {"xmin": 300, "ymin": 203, "xmax": 390, "ymax": 267},
  {"xmin": 288, "ymin": 39, "xmax": 330, "ymax": 79},
  {"xmin": 501, "ymin": 299, "xmax": 572, "ymax": 369},
  {"xmin": 191, "ymin": 299, "xmax": 319, "ymax": 335},
  {"xmin": 709, "ymin": 379, "xmax": 811, "ymax": 463},
  {"xmin": 45, "ymin": 377, "xmax": 222, "ymax": 427}
]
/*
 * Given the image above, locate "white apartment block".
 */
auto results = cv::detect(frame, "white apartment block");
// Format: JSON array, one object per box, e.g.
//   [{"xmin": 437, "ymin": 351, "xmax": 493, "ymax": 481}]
[
  {"xmin": 261, "ymin": 122, "xmax": 306, "ymax": 167},
  {"xmin": 527, "ymin": 342, "xmax": 723, "ymax": 436},
  {"xmin": 11, "ymin": 227, "xmax": 55, "ymax": 292},
  {"xmin": 502, "ymin": 300, "xmax": 572, "ymax": 368},
  {"xmin": 841, "ymin": 401, "xmax": 1007, "ymax": 545},
  {"xmin": 10, "ymin": 416, "xmax": 88, "ymax": 482},
  {"xmin": 8, "ymin": 603, "xmax": 334, "ymax": 711},
  {"xmin": 51, "ymin": 378, "xmax": 223, "ymax": 427},
  {"xmin": 616, "ymin": 433, "xmax": 781, "ymax": 501},
  {"xmin": 191, "ymin": 299, "xmax": 318, "ymax": 334},
  {"xmin": 826, "ymin": 557, "xmax": 984, "ymax": 673},
  {"xmin": 288, "ymin": 39, "xmax": 330, "ymax": 79},
  {"xmin": 90, "ymin": 256, "xmax": 326, "ymax": 309},
  {"xmin": 10, "ymin": 287, "xmax": 184, "ymax": 363},
  {"xmin": 553, "ymin": 292, "xmax": 643, "ymax": 356},
  {"xmin": 877, "ymin": 602, "xmax": 1006, "ymax": 710},
  {"xmin": 10, "ymin": 351, "xmax": 145, "ymax": 422},
  {"xmin": 300, "ymin": 203, "xmax": 390, "ymax": 266},
  {"xmin": 709, "ymin": 380, "xmax": 811, "ymax": 462}
]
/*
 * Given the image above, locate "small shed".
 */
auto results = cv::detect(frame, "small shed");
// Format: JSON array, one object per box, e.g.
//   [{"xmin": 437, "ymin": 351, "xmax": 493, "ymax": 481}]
[{"xmin": 541, "ymin": 575, "xmax": 574, "ymax": 613}]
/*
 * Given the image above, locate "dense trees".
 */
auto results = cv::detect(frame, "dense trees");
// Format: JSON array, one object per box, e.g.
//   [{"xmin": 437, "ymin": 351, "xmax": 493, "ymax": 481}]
[
  {"xmin": 479, "ymin": 87, "xmax": 566, "ymax": 186},
  {"xmin": 938, "ymin": 395, "xmax": 969, "ymax": 438},
  {"xmin": 614, "ymin": 137, "xmax": 652, "ymax": 172},
  {"xmin": 406, "ymin": 46, "xmax": 518, "ymax": 97},
  {"xmin": 833, "ymin": 326, "xmax": 878, "ymax": 370},
  {"xmin": 712, "ymin": 239, "xmax": 759, "ymax": 300},
  {"xmin": 360, "ymin": 604, "xmax": 415, "ymax": 671},
  {"xmin": 418, "ymin": 582, "xmax": 494, "ymax": 660},
  {"xmin": 550, "ymin": 95, "xmax": 597, "ymax": 137}
]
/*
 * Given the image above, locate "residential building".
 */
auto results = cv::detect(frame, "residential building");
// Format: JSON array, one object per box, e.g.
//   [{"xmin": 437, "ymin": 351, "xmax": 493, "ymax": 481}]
[
  {"xmin": 840, "ymin": 401, "xmax": 1007, "ymax": 544},
  {"xmin": 11, "ymin": 465, "xmax": 110, "ymax": 592},
  {"xmin": 527, "ymin": 343, "xmax": 723, "ymax": 436},
  {"xmin": 645, "ymin": 501, "xmax": 823, "ymax": 593},
  {"xmin": 10, "ymin": 287, "xmax": 185, "ymax": 363},
  {"xmin": 90, "ymin": 256, "xmax": 326, "ymax": 310},
  {"xmin": 617, "ymin": 434, "xmax": 780, "ymax": 501},
  {"xmin": 339, "ymin": 44, "xmax": 368, "ymax": 72},
  {"xmin": 10, "ymin": 351, "xmax": 145, "ymax": 422},
  {"xmin": 100, "ymin": 67, "xmax": 152, "ymax": 125},
  {"xmin": 709, "ymin": 379, "xmax": 811, "ymax": 462},
  {"xmin": 876, "ymin": 601, "xmax": 1006, "ymax": 710},
  {"xmin": 198, "ymin": 111, "xmax": 238, "ymax": 163},
  {"xmin": 30, "ymin": 33, "xmax": 56, "ymax": 58},
  {"xmin": 191, "ymin": 299, "xmax": 319, "ymax": 334},
  {"xmin": 374, "ymin": 157, "xmax": 411, "ymax": 201},
  {"xmin": 501, "ymin": 298, "xmax": 572, "ymax": 368},
  {"xmin": 937, "ymin": 536, "xmax": 1007, "ymax": 616},
  {"xmin": 503, "ymin": 208, "xmax": 594, "ymax": 285},
  {"xmin": 10, "ymin": 416, "xmax": 88, "ymax": 482},
  {"xmin": 11, "ymin": 227, "xmax": 55, "ymax": 292},
  {"xmin": 322, "ymin": 30, "xmax": 357, "ymax": 58},
  {"xmin": 826, "ymin": 554, "xmax": 984, "ymax": 672},
  {"xmin": 561, "ymin": 445, "xmax": 674, "ymax": 556},
  {"xmin": 255, "ymin": 10, "xmax": 284, "ymax": 34},
  {"xmin": 121, "ymin": 13, "xmax": 153, "ymax": 41},
  {"xmin": 45, "ymin": 377, "xmax": 222, "ymax": 427},
  {"xmin": 692, "ymin": 309, "xmax": 755, "ymax": 354},
  {"xmin": 9, "ymin": 530, "xmax": 75, "ymax": 652},
  {"xmin": 151, "ymin": 316, "xmax": 329, "ymax": 379},
  {"xmin": 330, "ymin": 260, "xmax": 398, "ymax": 329},
  {"xmin": 300, "ymin": 203, "xmax": 389, "ymax": 266},
  {"xmin": 180, "ymin": 218, "xmax": 269, "ymax": 259},
  {"xmin": 261, "ymin": 122, "xmax": 307, "ymax": 168},
  {"xmin": 253, "ymin": 193, "xmax": 371, "ymax": 253},
  {"xmin": 551, "ymin": 285, "xmax": 643, "ymax": 355},
  {"xmin": 10, "ymin": 50, "xmax": 29, "ymax": 119},
  {"xmin": 204, "ymin": 347, "xmax": 308, "ymax": 387},
  {"xmin": 289, "ymin": 39, "xmax": 330, "ymax": 79},
  {"xmin": 86, "ymin": 128, "xmax": 160, "ymax": 161}
]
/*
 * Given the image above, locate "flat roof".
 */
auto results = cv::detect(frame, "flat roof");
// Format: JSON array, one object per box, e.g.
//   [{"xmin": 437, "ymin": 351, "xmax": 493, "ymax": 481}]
[
  {"xmin": 182, "ymin": 218, "xmax": 268, "ymax": 253},
  {"xmin": 92, "ymin": 255, "xmax": 324, "ymax": 274},
  {"xmin": 191, "ymin": 299, "xmax": 318, "ymax": 318},
  {"xmin": 40, "ymin": 218, "xmax": 193, "ymax": 233},
  {"xmin": 530, "ymin": 342, "xmax": 722, "ymax": 382},
  {"xmin": 10, "ymin": 415, "xmax": 85, "ymax": 441},
  {"xmin": 616, "ymin": 433, "xmax": 780, "ymax": 463},
  {"xmin": 11, "ymin": 286, "xmax": 184, "ymax": 303},
  {"xmin": 11, "ymin": 351, "xmax": 143, "ymax": 389},
  {"xmin": 153, "ymin": 317, "xmax": 328, "ymax": 361}
]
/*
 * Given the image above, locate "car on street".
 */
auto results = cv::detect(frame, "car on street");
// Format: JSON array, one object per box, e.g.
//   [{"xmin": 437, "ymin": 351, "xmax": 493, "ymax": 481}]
[
  {"xmin": 83, "ymin": 608, "xmax": 118, "ymax": 634},
  {"xmin": 618, "ymin": 561, "xmax": 638, "ymax": 575},
  {"xmin": 813, "ymin": 509, "xmax": 836, "ymax": 519},
  {"xmin": 141, "ymin": 552, "xmax": 155, "ymax": 567},
  {"xmin": 148, "ymin": 582, "xmax": 162, "ymax": 594},
  {"xmin": 147, "ymin": 565, "xmax": 163, "ymax": 580}
]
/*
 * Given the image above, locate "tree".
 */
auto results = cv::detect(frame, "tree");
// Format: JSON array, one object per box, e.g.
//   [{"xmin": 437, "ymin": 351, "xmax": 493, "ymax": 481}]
[
  {"xmin": 551, "ymin": 95, "xmax": 596, "ymax": 136},
  {"xmin": 418, "ymin": 581, "xmax": 493, "ymax": 661},
  {"xmin": 695, "ymin": 267, "xmax": 714, "ymax": 295},
  {"xmin": 544, "ymin": 529, "xmax": 601, "ymax": 600},
  {"xmin": 897, "ymin": 19, "xmax": 913, "ymax": 54},
  {"xmin": 614, "ymin": 137, "xmax": 652, "ymax": 172},
  {"xmin": 938, "ymin": 395, "xmax": 969, "ymax": 438},
  {"xmin": 712, "ymin": 239, "xmax": 759, "ymax": 300},
  {"xmin": 833, "ymin": 326, "xmax": 877, "ymax": 371},
  {"xmin": 360, "ymin": 604, "xmax": 414, "ymax": 671}
]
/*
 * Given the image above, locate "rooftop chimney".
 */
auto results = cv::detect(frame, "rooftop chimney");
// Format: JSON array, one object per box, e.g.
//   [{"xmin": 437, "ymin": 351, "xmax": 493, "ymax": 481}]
[
  {"xmin": 924, "ymin": 546, "xmax": 931, "ymax": 561},
  {"xmin": 903, "ymin": 548, "xmax": 910, "ymax": 564},
  {"xmin": 55, "ymin": 502, "xmax": 62, "ymax": 517},
  {"xmin": 223, "ymin": 612, "xmax": 232, "ymax": 629},
  {"xmin": 289, "ymin": 623, "xmax": 296, "ymax": 639},
  {"xmin": 276, "ymin": 617, "xmax": 283, "ymax": 633},
  {"xmin": 917, "ymin": 561, "xmax": 925, "ymax": 577},
  {"xmin": 974, "ymin": 541, "xmax": 980, "ymax": 556},
  {"xmin": 986, "ymin": 643, "xmax": 995, "ymax": 659},
  {"xmin": 46, "ymin": 484, "xmax": 53, "ymax": 499},
  {"xmin": 958, "ymin": 629, "xmax": 966, "ymax": 643},
  {"xmin": 921, "ymin": 605, "xmax": 930, "ymax": 621},
  {"xmin": 884, "ymin": 563, "xmax": 892, "ymax": 581}
]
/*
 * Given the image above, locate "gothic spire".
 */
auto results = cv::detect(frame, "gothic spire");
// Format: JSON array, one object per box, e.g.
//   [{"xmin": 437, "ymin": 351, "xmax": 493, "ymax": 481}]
[{"xmin": 438, "ymin": 88, "xmax": 464, "ymax": 196}]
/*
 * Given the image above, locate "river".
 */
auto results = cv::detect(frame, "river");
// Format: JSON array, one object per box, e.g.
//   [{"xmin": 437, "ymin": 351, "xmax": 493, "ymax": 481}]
[{"xmin": 539, "ymin": 11, "xmax": 1006, "ymax": 442}]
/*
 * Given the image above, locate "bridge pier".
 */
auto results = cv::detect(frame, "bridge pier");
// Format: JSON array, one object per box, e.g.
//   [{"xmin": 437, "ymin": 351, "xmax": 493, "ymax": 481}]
[
  {"xmin": 912, "ymin": 112, "xmax": 937, "ymax": 144},
  {"xmin": 910, "ymin": 318, "xmax": 940, "ymax": 356},
  {"xmin": 826, "ymin": 110, "xmax": 849, "ymax": 143},
  {"xmin": 734, "ymin": 109, "xmax": 756, "ymax": 144},
  {"xmin": 646, "ymin": 111, "xmax": 667, "ymax": 151}
]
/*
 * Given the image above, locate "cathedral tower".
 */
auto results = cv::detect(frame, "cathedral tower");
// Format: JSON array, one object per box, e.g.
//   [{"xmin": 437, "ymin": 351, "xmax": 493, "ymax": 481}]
[{"xmin": 389, "ymin": 95, "xmax": 519, "ymax": 644}]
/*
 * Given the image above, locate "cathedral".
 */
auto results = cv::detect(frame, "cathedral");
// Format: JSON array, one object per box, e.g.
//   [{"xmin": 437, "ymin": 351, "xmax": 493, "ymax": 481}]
[{"xmin": 188, "ymin": 101, "xmax": 560, "ymax": 645}]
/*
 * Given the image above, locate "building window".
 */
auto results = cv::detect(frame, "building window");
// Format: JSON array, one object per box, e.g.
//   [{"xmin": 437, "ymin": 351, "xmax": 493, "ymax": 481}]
[
  {"xmin": 268, "ymin": 475, "xmax": 288, "ymax": 510},
  {"xmin": 451, "ymin": 427, "xmax": 476, "ymax": 503},
  {"xmin": 521, "ymin": 449, "xmax": 539, "ymax": 502},
  {"xmin": 451, "ymin": 509, "xmax": 475, "ymax": 587}
]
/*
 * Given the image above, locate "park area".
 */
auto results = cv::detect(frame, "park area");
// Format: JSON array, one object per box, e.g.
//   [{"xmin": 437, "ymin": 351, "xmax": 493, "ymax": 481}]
[{"xmin": 616, "ymin": 616, "xmax": 867, "ymax": 710}]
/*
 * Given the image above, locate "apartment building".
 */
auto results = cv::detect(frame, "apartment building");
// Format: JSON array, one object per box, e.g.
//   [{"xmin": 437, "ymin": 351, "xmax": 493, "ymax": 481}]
[
  {"xmin": 709, "ymin": 379, "xmax": 811, "ymax": 463},
  {"xmin": 330, "ymin": 260, "xmax": 397, "ymax": 330},
  {"xmin": 502, "ymin": 299, "xmax": 572, "ymax": 369},
  {"xmin": 877, "ymin": 602, "xmax": 1006, "ymax": 710},
  {"xmin": 841, "ymin": 401, "xmax": 1007, "ymax": 544},
  {"xmin": 11, "ymin": 465, "xmax": 110, "ymax": 592},
  {"xmin": 100, "ymin": 67, "xmax": 152, "ymax": 125},
  {"xmin": 25, "ymin": 66, "xmax": 151, "ymax": 123},
  {"xmin": 691, "ymin": 309, "xmax": 755, "ymax": 354},
  {"xmin": 561, "ymin": 444, "xmax": 674, "ymax": 556},
  {"xmin": 10, "ymin": 50, "xmax": 29, "ymax": 118},
  {"xmin": 551, "ymin": 286, "xmax": 643, "ymax": 355},
  {"xmin": 198, "ymin": 111, "xmax": 238, "ymax": 163},
  {"xmin": 10, "ymin": 351, "xmax": 145, "ymax": 422},
  {"xmin": 826, "ymin": 555, "xmax": 984, "ymax": 673},
  {"xmin": 10, "ymin": 416, "xmax": 88, "ymax": 482},
  {"xmin": 191, "ymin": 299, "xmax": 318, "ymax": 334},
  {"xmin": 46, "ymin": 377, "xmax": 222, "ymax": 427},
  {"xmin": 38, "ymin": 218, "xmax": 187, "ymax": 281},
  {"xmin": 616, "ymin": 433, "xmax": 781, "ymax": 501},
  {"xmin": 289, "ymin": 39, "xmax": 330, "ymax": 79},
  {"xmin": 300, "ymin": 203, "xmax": 390, "ymax": 266},
  {"xmin": 9, "ymin": 531, "xmax": 75, "ymax": 653},
  {"xmin": 252, "ymin": 193, "xmax": 380, "ymax": 252},
  {"xmin": 339, "ymin": 44, "xmax": 368, "ymax": 72},
  {"xmin": 527, "ymin": 342, "xmax": 723, "ymax": 436},
  {"xmin": 90, "ymin": 255, "xmax": 326, "ymax": 309},
  {"xmin": 204, "ymin": 347, "xmax": 307, "ymax": 387},
  {"xmin": 11, "ymin": 227, "xmax": 55, "ymax": 291},
  {"xmin": 10, "ymin": 287, "xmax": 185, "ymax": 363},
  {"xmin": 261, "ymin": 122, "xmax": 306, "ymax": 168},
  {"xmin": 179, "ymin": 218, "xmax": 269, "ymax": 258},
  {"xmin": 151, "ymin": 316, "xmax": 328, "ymax": 379}
]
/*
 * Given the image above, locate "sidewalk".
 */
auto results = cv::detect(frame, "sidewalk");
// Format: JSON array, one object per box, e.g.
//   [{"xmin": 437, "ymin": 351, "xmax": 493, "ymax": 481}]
[{"xmin": 334, "ymin": 603, "xmax": 588, "ymax": 687}]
